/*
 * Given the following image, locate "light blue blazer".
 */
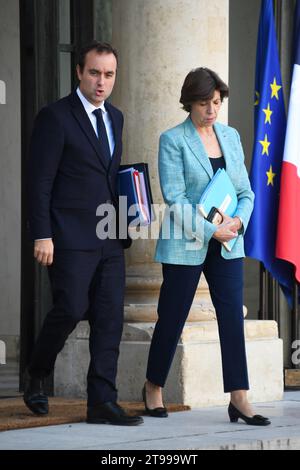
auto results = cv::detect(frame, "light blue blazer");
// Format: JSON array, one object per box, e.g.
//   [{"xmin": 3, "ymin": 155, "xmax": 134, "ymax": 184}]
[{"xmin": 154, "ymin": 117, "xmax": 254, "ymax": 265}]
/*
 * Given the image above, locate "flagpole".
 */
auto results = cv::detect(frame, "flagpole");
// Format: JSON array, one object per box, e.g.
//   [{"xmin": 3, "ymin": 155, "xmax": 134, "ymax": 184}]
[
  {"xmin": 272, "ymin": 276, "xmax": 281, "ymax": 331},
  {"xmin": 258, "ymin": 263, "xmax": 266, "ymax": 320},
  {"xmin": 258, "ymin": 262, "xmax": 281, "ymax": 328}
]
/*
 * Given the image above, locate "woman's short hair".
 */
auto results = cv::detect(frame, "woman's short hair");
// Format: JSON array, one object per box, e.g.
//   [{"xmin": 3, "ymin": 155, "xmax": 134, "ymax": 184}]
[{"xmin": 180, "ymin": 67, "xmax": 229, "ymax": 112}]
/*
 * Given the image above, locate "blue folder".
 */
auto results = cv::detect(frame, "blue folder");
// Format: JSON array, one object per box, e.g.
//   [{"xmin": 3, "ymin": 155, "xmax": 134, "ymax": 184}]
[
  {"xmin": 119, "ymin": 163, "xmax": 155, "ymax": 222},
  {"xmin": 199, "ymin": 168, "xmax": 238, "ymax": 252},
  {"xmin": 118, "ymin": 163, "xmax": 154, "ymax": 226},
  {"xmin": 117, "ymin": 168, "xmax": 140, "ymax": 225}
]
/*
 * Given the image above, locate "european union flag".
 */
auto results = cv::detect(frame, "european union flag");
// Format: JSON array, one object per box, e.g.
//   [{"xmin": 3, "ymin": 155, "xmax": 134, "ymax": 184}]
[{"xmin": 245, "ymin": 0, "xmax": 294, "ymax": 303}]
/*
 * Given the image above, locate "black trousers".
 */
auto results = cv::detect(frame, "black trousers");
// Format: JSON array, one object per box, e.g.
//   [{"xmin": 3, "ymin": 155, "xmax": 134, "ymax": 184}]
[
  {"xmin": 28, "ymin": 240, "xmax": 125, "ymax": 405},
  {"xmin": 146, "ymin": 239, "xmax": 249, "ymax": 393}
]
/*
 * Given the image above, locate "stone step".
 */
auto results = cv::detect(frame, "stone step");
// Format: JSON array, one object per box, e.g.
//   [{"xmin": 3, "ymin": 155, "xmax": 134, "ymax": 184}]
[
  {"xmin": 0, "ymin": 366, "xmax": 19, "ymax": 378},
  {"xmin": 0, "ymin": 360, "xmax": 19, "ymax": 394}
]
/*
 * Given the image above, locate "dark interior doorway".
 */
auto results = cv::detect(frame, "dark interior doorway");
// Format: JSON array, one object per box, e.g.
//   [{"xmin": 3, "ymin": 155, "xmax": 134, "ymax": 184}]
[{"xmin": 19, "ymin": 0, "xmax": 94, "ymax": 392}]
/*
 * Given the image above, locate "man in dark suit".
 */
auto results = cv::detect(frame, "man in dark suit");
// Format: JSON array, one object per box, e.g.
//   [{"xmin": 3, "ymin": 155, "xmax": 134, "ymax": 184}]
[{"xmin": 24, "ymin": 42, "xmax": 143, "ymax": 426}]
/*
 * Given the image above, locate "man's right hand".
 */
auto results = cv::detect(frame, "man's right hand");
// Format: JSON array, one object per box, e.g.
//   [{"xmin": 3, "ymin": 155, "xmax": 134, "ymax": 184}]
[{"xmin": 34, "ymin": 239, "xmax": 54, "ymax": 266}]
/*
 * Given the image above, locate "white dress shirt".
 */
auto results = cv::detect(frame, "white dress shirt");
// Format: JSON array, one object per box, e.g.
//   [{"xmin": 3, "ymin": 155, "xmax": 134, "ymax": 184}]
[{"xmin": 76, "ymin": 87, "xmax": 115, "ymax": 156}]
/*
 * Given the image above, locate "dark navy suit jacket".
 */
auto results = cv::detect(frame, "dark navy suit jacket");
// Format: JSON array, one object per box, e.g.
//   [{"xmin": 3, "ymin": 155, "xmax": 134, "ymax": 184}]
[{"xmin": 28, "ymin": 91, "xmax": 130, "ymax": 250}]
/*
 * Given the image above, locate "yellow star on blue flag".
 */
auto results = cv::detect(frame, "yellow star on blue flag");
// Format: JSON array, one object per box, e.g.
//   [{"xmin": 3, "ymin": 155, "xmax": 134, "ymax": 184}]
[
  {"xmin": 270, "ymin": 78, "xmax": 282, "ymax": 100},
  {"xmin": 259, "ymin": 134, "xmax": 271, "ymax": 155},
  {"xmin": 262, "ymin": 103, "xmax": 273, "ymax": 124},
  {"xmin": 266, "ymin": 165, "xmax": 276, "ymax": 185}
]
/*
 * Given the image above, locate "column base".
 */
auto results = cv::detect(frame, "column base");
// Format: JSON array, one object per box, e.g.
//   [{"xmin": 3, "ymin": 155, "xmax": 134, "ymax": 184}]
[{"xmin": 54, "ymin": 320, "xmax": 283, "ymax": 407}]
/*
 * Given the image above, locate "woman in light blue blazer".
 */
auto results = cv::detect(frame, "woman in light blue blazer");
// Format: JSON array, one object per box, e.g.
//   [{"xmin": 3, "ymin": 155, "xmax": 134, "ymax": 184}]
[{"xmin": 142, "ymin": 68, "xmax": 270, "ymax": 426}]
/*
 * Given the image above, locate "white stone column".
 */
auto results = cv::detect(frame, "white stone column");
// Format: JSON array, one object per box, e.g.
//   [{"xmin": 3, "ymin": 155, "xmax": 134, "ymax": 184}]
[{"xmin": 112, "ymin": 0, "xmax": 229, "ymax": 322}]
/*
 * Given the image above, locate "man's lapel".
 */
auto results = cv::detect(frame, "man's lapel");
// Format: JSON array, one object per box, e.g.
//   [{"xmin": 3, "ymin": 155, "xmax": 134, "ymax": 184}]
[{"xmin": 69, "ymin": 92, "xmax": 109, "ymax": 172}]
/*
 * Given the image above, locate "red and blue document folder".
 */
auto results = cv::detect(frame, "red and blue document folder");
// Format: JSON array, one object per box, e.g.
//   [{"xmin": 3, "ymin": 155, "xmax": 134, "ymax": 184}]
[
  {"xmin": 118, "ymin": 163, "xmax": 154, "ymax": 226},
  {"xmin": 199, "ymin": 168, "xmax": 238, "ymax": 252}
]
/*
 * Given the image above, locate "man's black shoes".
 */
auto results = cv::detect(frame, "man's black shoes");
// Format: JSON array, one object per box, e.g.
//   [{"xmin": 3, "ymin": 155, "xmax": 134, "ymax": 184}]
[
  {"xmin": 87, "ymin": 401, "xmax": 144, "ymax": 426},
  {"xmin": 23, "ymin": 370, "xmax": 49, "ymax": 415},
  {"xmin": 23, "ymin": 371, "xmax": 143, "ymax": 425}
]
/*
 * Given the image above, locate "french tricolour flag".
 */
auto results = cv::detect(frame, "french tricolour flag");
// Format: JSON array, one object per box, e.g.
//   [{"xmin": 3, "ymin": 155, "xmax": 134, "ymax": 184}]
[{"xmin": 276, "ymin": 0, "xmax": 300, "ymax": 283}]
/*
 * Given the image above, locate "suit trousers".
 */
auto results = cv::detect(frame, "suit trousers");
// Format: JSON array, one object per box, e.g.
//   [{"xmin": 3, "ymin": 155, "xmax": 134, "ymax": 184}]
[
  {"xmin": 28, "ymin": 240, "xmax": 125, "ymax": 405},
  {"xmin": 146, "ymin": 238, "xmax": 249, "ymax": 393}
]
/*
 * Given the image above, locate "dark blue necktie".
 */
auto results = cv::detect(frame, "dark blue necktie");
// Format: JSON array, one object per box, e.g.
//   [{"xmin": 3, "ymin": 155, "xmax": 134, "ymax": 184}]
[{"xmin": 93, "ymin": 109, "xmax": 111, "ymax": 163}]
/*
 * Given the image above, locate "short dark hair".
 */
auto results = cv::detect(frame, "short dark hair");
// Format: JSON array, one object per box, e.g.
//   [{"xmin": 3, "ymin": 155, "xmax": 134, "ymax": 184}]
[
  {"xmin": 180, "ymin": 67, "xmax": 229, "ymax": 113},
  {"xmin": 77, "ymin": 41, "xmax": 118, "ymax": 71}
]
